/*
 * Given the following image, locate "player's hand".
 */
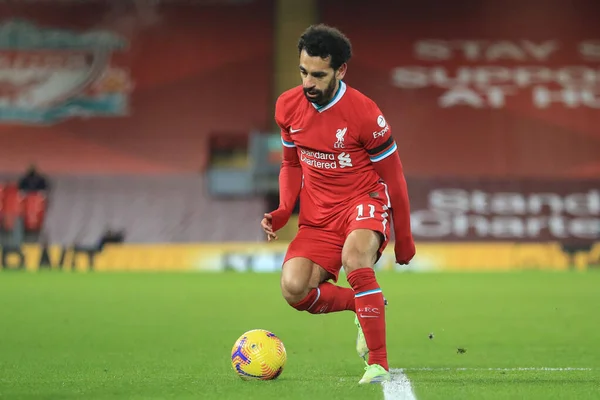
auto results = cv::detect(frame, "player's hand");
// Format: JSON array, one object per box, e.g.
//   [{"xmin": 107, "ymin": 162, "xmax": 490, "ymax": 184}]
[
  {"xmin": 261, "ymin": 213, "xmax": 278, "ymax": 242},
  {"xmin": 394, "ymin": 235, "xmax": 416, "ymax": 265}
]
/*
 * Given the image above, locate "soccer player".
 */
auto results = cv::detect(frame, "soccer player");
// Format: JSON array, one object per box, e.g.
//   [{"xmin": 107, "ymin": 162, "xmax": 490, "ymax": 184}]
[{"xmin": 260, "ymin": 24, "xmax": 415, "ymax": 384}]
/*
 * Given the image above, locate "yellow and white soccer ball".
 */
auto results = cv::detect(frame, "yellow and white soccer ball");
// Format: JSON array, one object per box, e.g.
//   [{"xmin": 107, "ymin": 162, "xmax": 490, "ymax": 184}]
[{"xmin": 231, "ymin": 329, "xmax": 287, "ymax": 380}]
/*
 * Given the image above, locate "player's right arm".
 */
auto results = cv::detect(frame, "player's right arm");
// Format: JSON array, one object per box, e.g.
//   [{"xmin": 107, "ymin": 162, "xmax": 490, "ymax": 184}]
[{"xmin": 262, "ymin": 96, "xmax": 303, "ymax": 240}]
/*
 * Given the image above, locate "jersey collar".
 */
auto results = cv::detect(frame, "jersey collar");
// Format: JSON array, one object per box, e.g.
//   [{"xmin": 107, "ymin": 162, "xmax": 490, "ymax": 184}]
[{"xmin": 311, "ymin": 81, "xmax": 346, "ymax": 113}]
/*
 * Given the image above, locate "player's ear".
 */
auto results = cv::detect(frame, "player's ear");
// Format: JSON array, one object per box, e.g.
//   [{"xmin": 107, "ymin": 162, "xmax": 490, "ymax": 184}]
[{"xmin": 336, "ymin": 63, "xmax": 347, "ymax": 80}]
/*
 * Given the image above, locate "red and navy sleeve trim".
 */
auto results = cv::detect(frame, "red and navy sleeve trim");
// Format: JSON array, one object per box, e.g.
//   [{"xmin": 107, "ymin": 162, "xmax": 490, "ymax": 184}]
[{"xmin": 366, "ymin": 137, "xmax": 397, "ymax": 162}]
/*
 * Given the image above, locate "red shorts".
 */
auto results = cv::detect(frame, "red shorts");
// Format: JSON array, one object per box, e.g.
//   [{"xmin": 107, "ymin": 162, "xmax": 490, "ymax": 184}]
[{"xmin": 283, "ymin": 191, "xmax": 391, "ymax": 282}]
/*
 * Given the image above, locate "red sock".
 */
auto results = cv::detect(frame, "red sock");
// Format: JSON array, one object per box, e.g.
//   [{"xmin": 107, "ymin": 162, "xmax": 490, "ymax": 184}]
[
  {"xmin": 291, "ymin": 282, "xmax": 355, "ymax": 314},
  {"xmin": 347, "ymin": 268, "xmax": 388, "ymax": 371}
]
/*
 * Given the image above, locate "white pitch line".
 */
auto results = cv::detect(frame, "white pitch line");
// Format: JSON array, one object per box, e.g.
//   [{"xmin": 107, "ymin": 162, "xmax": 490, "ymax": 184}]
[
  {"xmin": 381, "ymin": 367, "xmax": 593, "ymax": 399},
  {"xmin": 383, "ymin": 368, "xmax": 417, "ymax": 400},
  {"xmin": 403, "ymin": 367, "xmax": 592, "ymax": 372}
]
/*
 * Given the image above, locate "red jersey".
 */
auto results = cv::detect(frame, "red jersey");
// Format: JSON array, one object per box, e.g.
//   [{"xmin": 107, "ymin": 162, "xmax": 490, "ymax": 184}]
[{"xmin": 275, "ymin": 81, "xmax": 398, "ymax": 228}]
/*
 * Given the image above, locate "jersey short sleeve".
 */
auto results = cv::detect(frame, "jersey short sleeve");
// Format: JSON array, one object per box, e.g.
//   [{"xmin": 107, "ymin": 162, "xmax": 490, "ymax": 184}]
[
  {"xmin": 359, "ymin": 101, "xmax": 397, "ymax": 163},
  {"xmin": 275, "ymin": 95, "xmax": 295, "ymax": 149}
]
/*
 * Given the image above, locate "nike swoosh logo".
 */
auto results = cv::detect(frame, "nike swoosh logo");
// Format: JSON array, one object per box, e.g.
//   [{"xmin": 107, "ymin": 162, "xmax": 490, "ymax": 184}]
[
  {"xmin": 290, "ymin": 127, "xmax": 303, "ymax": 133},
  {"xmin": 359, "ymin": 314, "xmax": 379, "ymax": 318}
]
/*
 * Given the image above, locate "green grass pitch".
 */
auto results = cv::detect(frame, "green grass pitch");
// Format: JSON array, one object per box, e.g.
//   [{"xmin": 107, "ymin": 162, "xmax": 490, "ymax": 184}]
[{"xmin": 0, "ymin": 270, "xmax": 599, "ymax": 399}]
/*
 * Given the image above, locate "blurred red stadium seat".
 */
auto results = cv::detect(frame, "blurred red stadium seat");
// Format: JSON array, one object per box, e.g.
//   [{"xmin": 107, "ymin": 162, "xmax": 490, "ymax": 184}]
[
  {"xmin": 0, "ymin": 184, "xmax": 4, "ymax": 218},
  {"xmin": 22, "ymin": 191, "xmax": 47, "ymax": 233},
  {"xmin": 1, "ymin": 183, "xmax": 23, "ymax": 231}
]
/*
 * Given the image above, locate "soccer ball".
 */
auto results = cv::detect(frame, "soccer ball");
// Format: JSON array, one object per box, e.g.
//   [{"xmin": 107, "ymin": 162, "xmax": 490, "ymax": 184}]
[{"xmin": 231, "ymin": 329, "xmax": 287, "ymax": 380}]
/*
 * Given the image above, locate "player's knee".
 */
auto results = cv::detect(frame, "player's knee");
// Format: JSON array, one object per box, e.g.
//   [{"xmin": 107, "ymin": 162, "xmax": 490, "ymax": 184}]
[
  {"xmin": 342, "ymin": 230, "xmax": 380, "ymax": 273},
  {"xmin": 280, "ymin": 274, "xmax": 310, "ymax": 306},
  {"xmin": 342, "ymin": 249, "xmax": 373, "ymax": 274},
  {"xmin": 342, "ymin": 243, "xmax": 378, "ymax": 273}
]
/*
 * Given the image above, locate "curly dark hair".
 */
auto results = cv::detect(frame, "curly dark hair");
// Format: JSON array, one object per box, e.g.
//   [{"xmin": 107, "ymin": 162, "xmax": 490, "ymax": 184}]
[{"xmin": 297, "ymin": 24, "xmax": 352, "ymax": 70}]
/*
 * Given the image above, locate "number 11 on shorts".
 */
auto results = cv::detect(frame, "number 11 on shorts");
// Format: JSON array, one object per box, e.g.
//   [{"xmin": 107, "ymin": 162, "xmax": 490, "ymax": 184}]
[{"xmin": 356, "ymin": 204, "xmax": 376, "ymax": 220}]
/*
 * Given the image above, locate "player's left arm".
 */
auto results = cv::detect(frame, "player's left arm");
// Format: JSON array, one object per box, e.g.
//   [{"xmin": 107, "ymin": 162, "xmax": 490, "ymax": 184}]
[{"xmin": 359, "ymin": 104, "xmax": 415, "ymax": 264}]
